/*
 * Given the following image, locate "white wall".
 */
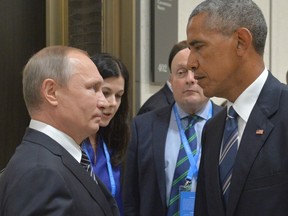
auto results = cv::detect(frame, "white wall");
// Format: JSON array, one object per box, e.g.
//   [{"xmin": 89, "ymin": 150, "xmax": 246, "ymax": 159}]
[
  {"xmin": 137, "ymin": 0, "xmax": 288, "ymax": 109},
  {"xmin": 138, "ymin": 0, "xmax": 162, "ymax": 107},
  {"xmin": 271, "ymin": 1, "xmax": 288, "ymax": 82}
]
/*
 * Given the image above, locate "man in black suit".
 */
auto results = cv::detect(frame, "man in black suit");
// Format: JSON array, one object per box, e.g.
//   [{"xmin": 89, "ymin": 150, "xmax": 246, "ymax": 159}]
[
  {"xmin": 186, "ymin": 1, "xmax": 288, "ymax": 215},
  {"xmin": 123, "ymin": 41, "xmax": 222, "ymax": 216},
  {"xmin": 0, "ymin": 46, "xmax": 119, "ymax": 216}
]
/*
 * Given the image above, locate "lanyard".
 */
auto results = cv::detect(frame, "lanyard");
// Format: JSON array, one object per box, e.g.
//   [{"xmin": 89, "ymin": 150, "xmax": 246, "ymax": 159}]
[
  {"xmin": 82, "ymin": 138, "xmax": 116, "ymax": 197},
  {"xmin": 173, "ymin": 105, "xmax": 200, "ymax": 182},
  {"xmin": 103, "ymin": 140, "xmax": 116, "ymax": 197}
]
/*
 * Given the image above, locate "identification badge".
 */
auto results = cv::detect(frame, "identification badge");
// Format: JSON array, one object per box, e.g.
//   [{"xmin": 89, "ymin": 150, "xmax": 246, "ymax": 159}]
[{"xmin": 179, "ymin": 183, "xmax": 195, "ymax": 216}]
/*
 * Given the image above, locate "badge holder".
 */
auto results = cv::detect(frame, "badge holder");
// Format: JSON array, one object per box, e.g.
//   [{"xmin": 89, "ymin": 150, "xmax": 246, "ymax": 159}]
[{"xmin": 179, "ymin": 180, "xmax": 195, "ymax": 216}]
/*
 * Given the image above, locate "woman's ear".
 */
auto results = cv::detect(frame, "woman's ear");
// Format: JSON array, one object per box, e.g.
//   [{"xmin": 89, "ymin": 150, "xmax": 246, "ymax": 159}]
[
  {"xmin": 41, "ymin": 79, "xmax": 58, "ymax": 106},
  {"xmin": 235, "ymin": 27, "xmax": 253, "ymax": 56}
]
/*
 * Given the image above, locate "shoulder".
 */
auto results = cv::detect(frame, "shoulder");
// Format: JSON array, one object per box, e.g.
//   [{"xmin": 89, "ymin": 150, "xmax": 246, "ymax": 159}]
[
  {"xmin": 137, "ymin": 84, "xmax": 174, "ymax": 115},
  {"xmin": 133, "ymin": 105, "xmax": 173, "ymax": 126},
  {"xmin": 211, "ymin": 101, "xmax": 224, "ymax": 115}
]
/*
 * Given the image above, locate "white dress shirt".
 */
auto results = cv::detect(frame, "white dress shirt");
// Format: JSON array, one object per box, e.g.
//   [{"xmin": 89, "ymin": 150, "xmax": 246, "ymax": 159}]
[
  {"xmin": 29, "ymin": 119, "xmax": 82, "ymax": 162},
  {"xmin": 227, "ymin": 68, "xmax": 268, "ymax": 144}
]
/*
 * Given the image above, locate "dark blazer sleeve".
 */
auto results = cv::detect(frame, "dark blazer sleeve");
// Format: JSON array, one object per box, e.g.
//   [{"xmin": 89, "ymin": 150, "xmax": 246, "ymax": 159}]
[
  {"xmin": 0, "ymin": 129, "xmax": 119, "ymax": 216},
  {"xmin": 2, "ymin": 167, "xmax": 75, "ymax": 216},
  {"xmin": 137, "ymin": 83, "xmax": 174, "ymax": 115},
  {"xmin": 123, "ymin": 119, "xmax": 140, "ymax": 215},
  {"xmin": 123, "ymin": 106, "xmax": 171, "ymax": 216}
]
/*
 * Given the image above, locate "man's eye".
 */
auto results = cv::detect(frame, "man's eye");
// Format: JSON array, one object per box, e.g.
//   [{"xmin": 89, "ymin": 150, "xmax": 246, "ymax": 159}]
[
  {"xmin": 194, "ymin": 44, "xmax": 203, "ymax": 51},
  {"xmin": 176, "ymin": 69, "xmax": 188, "ymax": 78}
]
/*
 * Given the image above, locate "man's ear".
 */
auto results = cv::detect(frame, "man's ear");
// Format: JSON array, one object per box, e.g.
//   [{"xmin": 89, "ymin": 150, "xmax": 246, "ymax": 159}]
[
  {"xmin": 235, "ymin": 27, "xmax": 253, "ymax": 56},
  {"xmin": 41, "ymin": 79, "xmax": 58, "ymax": 106}
]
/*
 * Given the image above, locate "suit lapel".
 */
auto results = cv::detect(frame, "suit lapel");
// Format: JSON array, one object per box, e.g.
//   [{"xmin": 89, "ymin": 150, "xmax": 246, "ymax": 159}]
[
  {"xmin": 152, "ymin": 106, "xmax": 172, "ymax": 207},
  {"xmin": 62, "ymin": 152, "xmax": 115, "ymax": 216},
  {"xmin": 204, "ymin": 109, "xmax": 227, "ymax": 215},
  {"xmin": 227, "ymin": 73, "xmax": 280, "ymax": 216},
  {"xmin": 163, "ymin": 83, "xmax": 174, "ymax": 105},
  {"xmin": 227, "ymin": 105, "xmax": 274, "ymax": 215},
  {"xmin": 23, "ymin": 129, "xmax": 115, "ymax": 215}
]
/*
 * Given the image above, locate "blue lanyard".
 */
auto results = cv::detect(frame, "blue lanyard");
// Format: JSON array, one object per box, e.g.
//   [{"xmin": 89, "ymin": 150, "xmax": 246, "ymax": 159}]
[
  {"xmin": 82, "ymin": 139, "xmax": 116, "ymax": 197},
  {"xmin": 173, "ymin": 105, "xmax": 201, "ymax": 182},
  {"xmin": 103, "ymin": 141, "xmax": 116, "ymax": 197}
]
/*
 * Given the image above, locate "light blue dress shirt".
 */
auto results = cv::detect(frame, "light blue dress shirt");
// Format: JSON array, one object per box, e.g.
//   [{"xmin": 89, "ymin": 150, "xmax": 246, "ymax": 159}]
[{"xmin": 164, "ymin": 100, "xmax": 213, "ymax": 204}]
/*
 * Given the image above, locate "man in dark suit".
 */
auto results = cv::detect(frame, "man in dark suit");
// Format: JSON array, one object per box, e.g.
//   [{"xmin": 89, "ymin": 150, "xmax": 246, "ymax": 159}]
[
  {"xmin": 0, "ymin": 46, "xmax": 119, "ymax": 216},
  {"xmin": 123, "ymin": 41, "xmax": 222, "ymax": 216},
  {"xmin": 186, "ymin": 1, "xmax": 288, "ymax": 216},
  {"xmin": 137, "ymin": 40, "xmax": 191, "ymax": 115}
]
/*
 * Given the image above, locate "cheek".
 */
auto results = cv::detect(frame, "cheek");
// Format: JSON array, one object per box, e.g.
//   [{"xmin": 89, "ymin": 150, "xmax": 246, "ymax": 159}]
[
  {"xmin": 171, "ymin": 79, "xmax": 183, "ymax": 91},
  {"xmin": 115, "ymin": 101, "xmax": 121, "ymax": 110}
]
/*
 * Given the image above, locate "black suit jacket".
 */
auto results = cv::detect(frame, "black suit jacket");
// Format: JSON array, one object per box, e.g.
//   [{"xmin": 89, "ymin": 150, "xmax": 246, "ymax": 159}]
[
  {"xmin": 0, "ymin": 128, "xmax": 119, "ymax": 216},
  {"xmin": 137, "ymin": 82, "xmax": 174, "ymax": 115},
  {"xmin": 195, "ymin": 73, "xmax": 288, "ymax": 216},
  {"xmin": 123, "ymin": 102, "xmax": 222, "ymax": 216}
]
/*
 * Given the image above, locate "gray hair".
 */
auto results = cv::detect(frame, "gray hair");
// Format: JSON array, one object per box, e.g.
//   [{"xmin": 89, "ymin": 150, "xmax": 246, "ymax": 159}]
[
  {"xmin": 22, "ymin": 46, "xmax": 86, "ymax": 114},
  {"xmin": 188, "ymin": 0, "xmax": 267, "ymax": 55}
]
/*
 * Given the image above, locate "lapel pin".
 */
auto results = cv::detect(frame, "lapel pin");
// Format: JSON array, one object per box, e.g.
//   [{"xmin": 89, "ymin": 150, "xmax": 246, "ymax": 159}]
[{"xmin": 256, "ymin": 129, "xmax": 264, "ymax": 135}]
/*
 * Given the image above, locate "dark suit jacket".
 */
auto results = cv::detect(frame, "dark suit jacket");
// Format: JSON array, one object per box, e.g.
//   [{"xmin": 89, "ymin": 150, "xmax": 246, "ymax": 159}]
[
  {"xmin": 195, "ymin": 73, "xmax": 288, "ymax": 216},
  {"xmin": 123, "ymin": 101, "xmax": 222, "ymax": 216},
  {"xmin": 0, "ymin": 128, "xmax": 119, "ymax": 216},
  {"xmin": 137, "ymin": 82, "xmax": 174, "ymax": 115}
]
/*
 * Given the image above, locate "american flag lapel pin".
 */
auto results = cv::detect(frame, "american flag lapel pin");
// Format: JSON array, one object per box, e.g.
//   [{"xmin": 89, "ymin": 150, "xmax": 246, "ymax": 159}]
[{"xmin": 256, "ymin": 129, "xmax": 264, "ymax": 135}]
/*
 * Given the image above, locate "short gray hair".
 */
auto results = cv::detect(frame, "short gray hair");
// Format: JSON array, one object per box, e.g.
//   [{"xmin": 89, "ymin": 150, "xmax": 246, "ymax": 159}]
[
  {"xmin": 22, "ymin": 46, "xmax": 86, "ymax": 114},
  {"xmin": 188, "ymin": 0, "xmax": 267, "ymax": 55}
]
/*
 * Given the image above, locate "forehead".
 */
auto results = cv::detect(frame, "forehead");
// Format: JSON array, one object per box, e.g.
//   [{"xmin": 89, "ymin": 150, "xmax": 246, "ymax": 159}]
[
  {"xmin": 69, "ymin": 53, "xmax": 103, "ymax": 83},
  {"xmin": 69, "ymin": 52, "xmax": 99, "ymax": 72},
  {"xmin": 187, "ymin": 13, "xmax": 229, "ymax": 48},
  {"xmin": 187, "ymin": 13, "xmax": 210, "ymax": 37}
]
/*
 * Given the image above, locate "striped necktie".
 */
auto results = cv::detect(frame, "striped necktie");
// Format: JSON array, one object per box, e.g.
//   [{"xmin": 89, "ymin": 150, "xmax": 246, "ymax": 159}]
[
  {"xmin": 219, "ymin": 106, "xmax": 238, "ymax": 206},
  {"xmin": 167, "ymin": 115, "xmax": 199, "ymax": 216},
  {"xmin": 80, "ymin": 148, "xmax": 98, "ymax": 184}
]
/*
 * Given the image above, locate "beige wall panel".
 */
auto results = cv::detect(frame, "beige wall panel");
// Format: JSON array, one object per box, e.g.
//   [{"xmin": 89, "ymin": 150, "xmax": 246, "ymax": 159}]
[{"xmin": 271, "ymin": 0, "xmax": 288, "ymax": 83}]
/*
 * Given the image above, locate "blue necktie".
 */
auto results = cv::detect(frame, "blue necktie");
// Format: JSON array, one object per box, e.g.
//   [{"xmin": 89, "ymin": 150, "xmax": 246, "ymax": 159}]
[
  {"xmin": 167, "ymin": 115, "xmax": 199, "ymax": 216},
  {"xmin": 219, "ymin": 106, "xmax": 238, "ymax": 206}
]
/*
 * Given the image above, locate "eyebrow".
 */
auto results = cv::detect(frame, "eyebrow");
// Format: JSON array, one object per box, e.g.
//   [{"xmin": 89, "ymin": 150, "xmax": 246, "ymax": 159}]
[{"xmin": 188, "ymin": 39, "xmax": 203, "ymax": 47}]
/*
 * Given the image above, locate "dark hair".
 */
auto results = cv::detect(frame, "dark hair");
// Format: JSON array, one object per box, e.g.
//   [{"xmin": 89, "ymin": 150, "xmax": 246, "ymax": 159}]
[
  {"xmin": 168, "ymin": 40, "xmax": 189, "ymax": 72},
  {"xmin": 90, "ymin": 53, "xmax": 130, "ymax": 166}
]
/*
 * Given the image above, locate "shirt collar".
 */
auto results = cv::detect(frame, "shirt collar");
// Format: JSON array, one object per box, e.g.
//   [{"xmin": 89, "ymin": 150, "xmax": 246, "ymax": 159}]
[
  {"xmin": 228, "ymin": 68, "xmax": 268, "ymax": 122},
  {"xmin": 29, "ymin": 119, "xmax": 82, "ymax": 162},
  {"xmin": 174, "ymin": 100, "xmax": 213, "ymax": 120}
]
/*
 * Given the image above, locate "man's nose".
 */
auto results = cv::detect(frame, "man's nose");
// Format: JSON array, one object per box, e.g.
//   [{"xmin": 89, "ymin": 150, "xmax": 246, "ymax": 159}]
[{"xmin": 187, "ymin": 51, "xmax": 198, "ymax": 72}]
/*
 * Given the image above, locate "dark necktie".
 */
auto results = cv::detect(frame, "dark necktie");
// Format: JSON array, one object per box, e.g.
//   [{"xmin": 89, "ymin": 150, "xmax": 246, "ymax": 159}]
[
  {"xmin": 219, "ymin": 106, "xmax": 238, "ymax": 206},
  {"xmin": 80, "ymin": 148, "xmax": 98, "ymax": 184},
  {"xmin": 167, "ymin": 115, "xmax": 199, "ymax": 216}
]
